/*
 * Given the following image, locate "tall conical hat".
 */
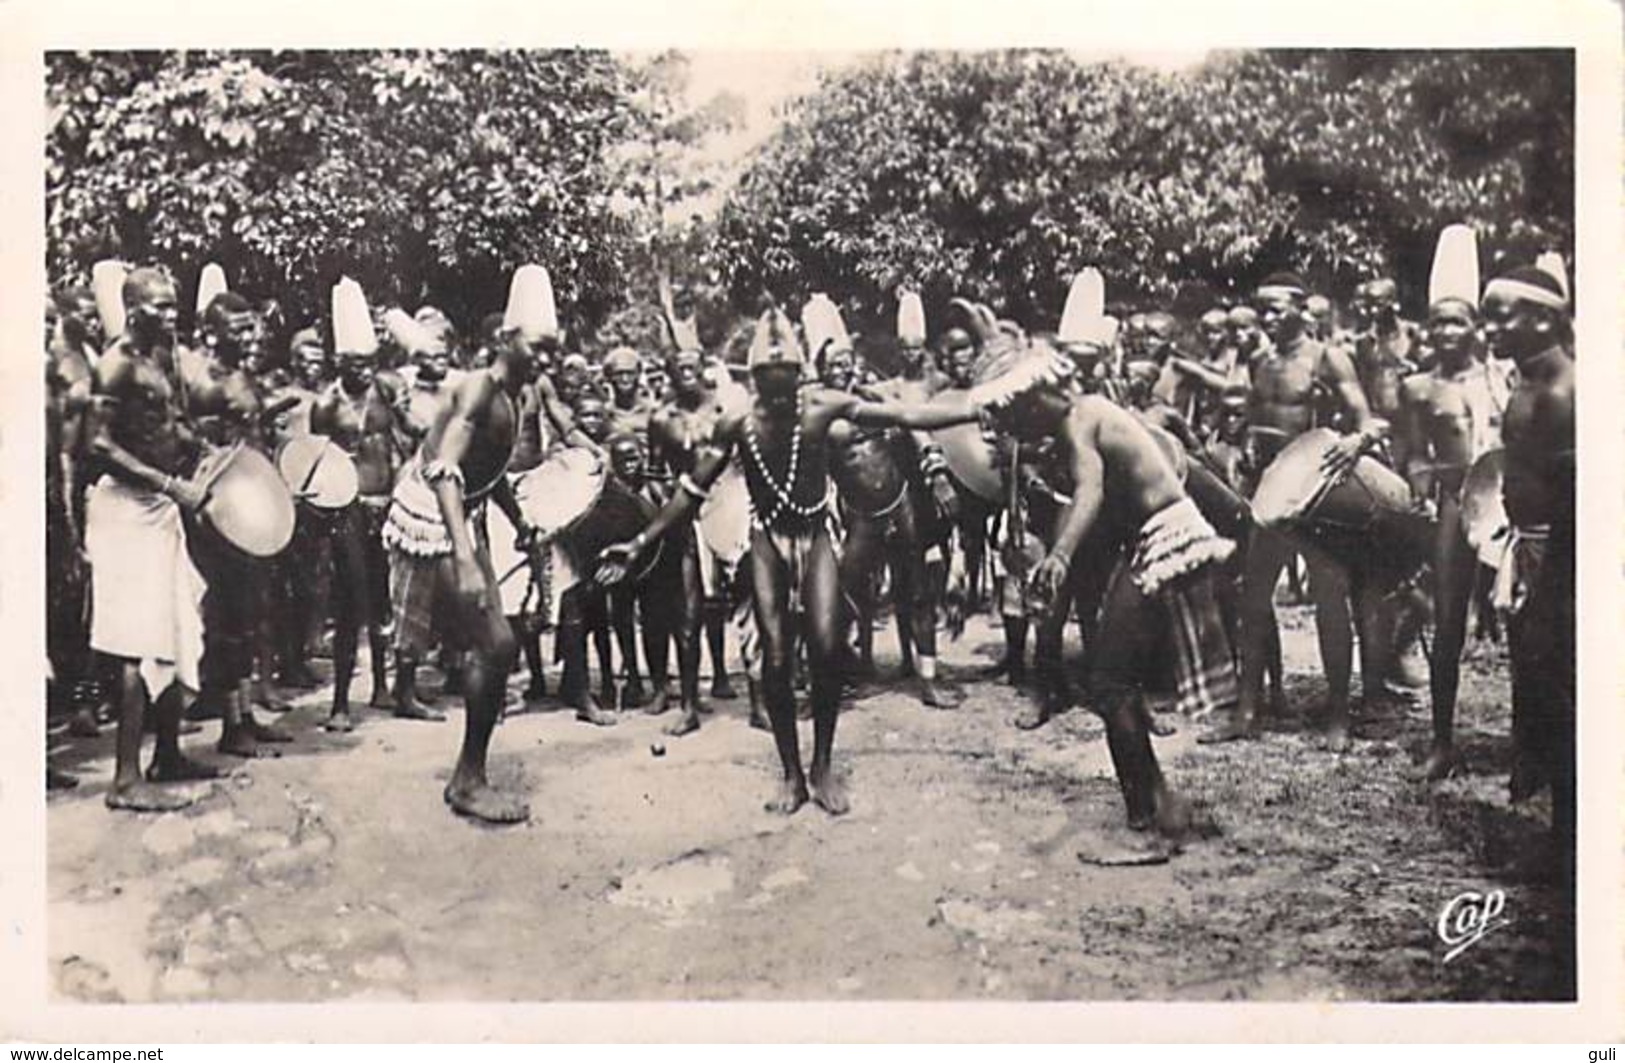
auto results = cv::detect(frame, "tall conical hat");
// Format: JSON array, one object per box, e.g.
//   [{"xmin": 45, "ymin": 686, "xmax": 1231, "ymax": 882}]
[
  {"xmin": 1427, "ymin": 224, "xmax": 1480, "ymax": 310},
  {"xmin": 1059, "ymin": 269, "xmax": 1108, "ymax": 345},
  {"xmin": 747, "ymin": 307, "xmax": 804, "ymax": 370},
  {"xmin": 800, "ymin": 293, "xmax": 850, "ymax": 362},
  {"xmin": 383, "ymin": 308, "xmax": 442, "ymax": 355},
  {"xmin": 195, "ymin": 262, "xmax": 229, "ymax": 320},
  {"xmin": 670, "ymin": 315, "xmax": 701, "ymax": 352},
  {"xmin": 1535, "ymin": 251, "xmax": 1569, "ymax": 303},
  {"xmin": 91, "ymin": 259, "xmax": 128, "ymax": 338},
  {"xmin": 897, "ymin": 289, "xmax": 927, "ymax": 346},
  {"xmin": 330, "ymin": 277, "xmax": 378, "ymax": 356},
  {"xmin": 504, "ymin": 264, "xmax": 559, "ymax": 342}
]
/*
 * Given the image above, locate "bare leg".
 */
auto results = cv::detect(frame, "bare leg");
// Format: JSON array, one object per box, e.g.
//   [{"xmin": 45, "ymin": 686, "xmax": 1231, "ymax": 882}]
[
  {"xmin": 444, "ymin": 613, "xmax": 528, "ymax": 824},
  {"xmin": 146, "ymin": 684, "xmax": 221, "ymax": 782},
  {"xmin": 1306, "ymin": 548, "xmax": 1355, "ymax": 751},
  {"xmin": 1201, "ymin": 528, "xmax": 1289, "ymax": 743},
  {"xmin": 750, "ymin": 534, "xmax": 808, "ymax": 814},
  {"xmin": 107, "ymin": 664, "xmax": 195, "ymax": 810},
  {"xmin": 1421, "ymin": 499, "xmax": 1474, "ymax": 780},
  {"xmin": 803, "ymin": 530, "xmax": 850, "ymax": 815},
  {"xmin": 393, "ymin": 650, "xmax": 446, "ymax": 721}
]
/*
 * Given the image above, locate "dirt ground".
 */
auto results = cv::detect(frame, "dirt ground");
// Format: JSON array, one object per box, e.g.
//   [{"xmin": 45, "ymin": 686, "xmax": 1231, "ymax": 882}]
[{"xmin": 46, "ymin": 604, "xmax": 1573, "ymax": 1003}]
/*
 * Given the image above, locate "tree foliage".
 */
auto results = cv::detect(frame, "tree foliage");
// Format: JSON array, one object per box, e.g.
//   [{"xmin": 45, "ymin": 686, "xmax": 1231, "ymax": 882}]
[
  {"xmin": 711, "ymin": 49, "xmax": 1574, "ymax": 331},
  {"xmin": 47, "ymin": 49, "xmax": 642, "ymax": 336}
]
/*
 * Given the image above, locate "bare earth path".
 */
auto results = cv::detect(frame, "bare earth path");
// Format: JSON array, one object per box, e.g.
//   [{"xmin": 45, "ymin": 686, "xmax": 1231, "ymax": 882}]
[{"xmin": 48, "ymin": 607, "xmax": 1570, "ymax": 1003}]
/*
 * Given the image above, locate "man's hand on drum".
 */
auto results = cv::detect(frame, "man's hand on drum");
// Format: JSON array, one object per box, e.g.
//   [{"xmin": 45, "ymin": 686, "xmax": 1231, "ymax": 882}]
[
  {"xmin": 162, "ymin": 473, "xmax": 208, "ymax": 512},
  {"xmin": 595, "ymin": 535, "xmax": 644, "ymax": 587},
  {"xmin": 1320, "ymin": 428, "xmax": 1377, "ymax": 482},
  {"xmin": 1029, "ymin": 552, "xmax": 1071, "ymax": 606}
]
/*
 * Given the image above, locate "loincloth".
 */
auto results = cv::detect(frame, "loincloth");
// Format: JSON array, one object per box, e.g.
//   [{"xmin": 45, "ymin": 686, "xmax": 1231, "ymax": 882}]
[
  {"xmin": 84, "ymin": 477, "xmax": 206, "ymax": 698},
  {"xmin": 1129, "ymin": 496, "xmax": 1236, "ymax": 597},
  {"xmin": 1490, "ymin": 523, "xmax": 1549, "ymax": 618}
]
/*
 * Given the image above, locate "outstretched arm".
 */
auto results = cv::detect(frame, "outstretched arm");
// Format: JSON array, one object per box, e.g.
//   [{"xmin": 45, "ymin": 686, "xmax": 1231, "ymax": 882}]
[
  {"xmin": 844, "ymin": 390, "xmax": 980, "ymax": 431},
  {"xmin": 598, "ymin": 432, "xmax": 736, "ymax": 583}
]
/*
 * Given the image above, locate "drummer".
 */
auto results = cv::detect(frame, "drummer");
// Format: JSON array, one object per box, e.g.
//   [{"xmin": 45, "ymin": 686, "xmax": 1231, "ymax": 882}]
[
  {"xmin": 184, "ymin": 291, "xmax": 295, "ymax": 758},
  {"xmin": 86, "ymin": 267, "xmax": 219, "ymax": 810},
  {"xmin": 1480, "ymin": 264, "xmax": 1574, "ymax": 865},
  {"xmin": 598, "ymin": 307, "xmax": 988, "ymax": 817},
  {"xmin": 265, "ymin": 325, "xmax": 329, "ymax": 692},
  {"xmin": 310, "ymin": 287, "xmax": 418, "ymax": 731},
  {"xmin": 378, "ymin": 314, "xmax": 546, "ymax": 824},
  {"xmin": 1398, "ymin": 228, "xmax": 1513, "ymax": 780},
  {"xmin": 1203, "ymin": 272, "xmax": 1390, "ymax": 750},
  {"xmin": 646, "ymin": 345, "xmax": 744, "ymax": 734}
]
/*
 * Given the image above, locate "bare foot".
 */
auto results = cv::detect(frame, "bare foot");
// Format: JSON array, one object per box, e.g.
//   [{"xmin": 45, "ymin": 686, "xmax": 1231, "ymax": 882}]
[
  {"xmin": 246, "ymin": 718, "xmax": 293, "ymax": 743},
  {"xmin": 67, "ymin": 707, "xmax": 101, "ymax": 738},
  {"xmin": 920, "ymin": 680, "xmax": 964, "ymax": 710},
  {"xmin": 664, "ymin": 710, "xmax": 701, "ymax": 737},
  {"xmin": 1149, "ymin": 714, "xmax": 1178, "ymax": 738},
  {"xmin": 642, "ymin": 688, "xmax": 672, "ymax": 716},
  {"xmin": 324, "ymin": 710, "xmax": 356, "ymax": 734},
  {"xmin": 1317, "ymin": 718, "xmax": 1352, "ymax": 753},
  {"xmin": 443, "ymin": 782, "xmax": 530, "ymax": 824},
  {"xmin": 1417, "ymin": 744, "xmax": 1462, "ymax": 782},
  {"xmin": 765, "ymin": 776, "xmax": 809, "ymax": 815},
  {"xmin": 368, "ymin": 685, "xmax": 393, "ymax": 710},
  {"xmin": 217, "ymin": 729, "xmax": 279, "ymax": 758},
  {"xmin": 145, "ymin": 754, "xmax": 222, "ymax": 782},
  {"xmin": 1077, "ymin": 834, "xmax": 1173, "ymax": 866},
  {"xmin": 710, "ymin": 676, "xmax": 738, "ymax": 700},
  {"xmin": 574, "ymin": 700, "xmax": 618, "ymax": 727},
  {"xmin": 253, "ymin": 685, "xmax": 291, "ymax": 714},
  {"xmin": 1013, "ymin": 701, "xmax": 1049, "ymax": 731},
  {"xmin": 394, "ymin": 700, "xmax": 447, "ymax": 722},
  {"xmin": 1198, "ymin": 714, "xmax": 1257, "ymax": 744},
  {"xmin": 106, "ymin": 781, "xmax": 195, "ymax": 812},
  {"xmin": 621, "ymin": 681, "xmax": 649, "ymax": 709},
  {"xmin": 809, "ymin": 764, "xmax": 850, "ymax": 815},
  {"xmin": 748, "ymin": 708, "xmax": 772, "ymax": 732}
]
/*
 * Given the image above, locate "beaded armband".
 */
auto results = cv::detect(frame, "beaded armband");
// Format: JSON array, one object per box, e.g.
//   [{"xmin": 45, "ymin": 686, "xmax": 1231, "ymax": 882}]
[{"xmin": 421, "ymin": 459, "xmax": 466, "ymax": 492}]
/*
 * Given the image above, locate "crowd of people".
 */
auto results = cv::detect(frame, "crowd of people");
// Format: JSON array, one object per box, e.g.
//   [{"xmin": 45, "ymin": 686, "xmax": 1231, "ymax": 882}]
[{"xmin": 42, "ymin": 223, "xmax": 1574, "ymax": 869}]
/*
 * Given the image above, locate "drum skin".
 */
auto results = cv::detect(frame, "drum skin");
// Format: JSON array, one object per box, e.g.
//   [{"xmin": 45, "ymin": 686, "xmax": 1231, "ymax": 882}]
[
  {"xmin": 515, "ymin": 448, "xmax": 605, "ymax": 536},
  {"xmin": 930, "ymin": 389, "xmax": 1003, "ymax": 503},
  {"xmin": 197, "ymin": 444, "xmax": 296, "ymax": 557},
  {"xmin": 698, "ymin": 465, "xmax": 751, "ymax": 565},
  {"xmin": 1250, "ymin": 427, "xmax": 1432, "ymax": 578},
  {"xmin": 1459, "ymin": 449, "xmax": 1507, "ymax": 569},
  {"xmin": 276, "ymin": 434, "xmax": 359, "ymax": 510}
]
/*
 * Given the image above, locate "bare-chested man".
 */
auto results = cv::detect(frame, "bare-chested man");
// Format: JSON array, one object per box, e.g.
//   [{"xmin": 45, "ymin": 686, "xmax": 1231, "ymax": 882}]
[
  {"xmin": 1349, "ymin": 278, "xmax": 1424, "ymax": 429},
  {"xmin": 181, "ymin": 292, "xmax": 296, "ymax": 757},
  {"xmin": 967, "ymin": 321, "xmax": 1235, "ymax": 855},
  {"xmin": 646, "ymin": 347, "xmax": 745, "ymax": 734},
  {"xmin": 819, "ymin": 330, "xmax": 962, "ymax": 708},
  {"xmin": 1202, "ymin": 273, "xmax": 1389, "ymax": 750},
  {"xmin": 600, "ymin": 308, "xmax": 980, "ymax": 815},
  {"xmin": 379, "ymin": 324, "xmax": 543, "ymax": 823},
  {"xmin": 1480, "ymin": 265, "xmax": 1574, "ymax": 865},
  {"xmin": 86, "ymin": 268, "xmax": 219, "ymax": 810},
  {"xmin": 604, "ymin": 346, "xmax": 657, "ymax": 450},
  {"xmin": 310, "ymin": 322, "xmax": 417, "ymax": 731}
]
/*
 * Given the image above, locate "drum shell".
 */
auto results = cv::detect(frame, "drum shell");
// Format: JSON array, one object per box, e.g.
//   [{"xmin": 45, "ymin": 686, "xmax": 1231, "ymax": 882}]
[
  {"xmin": 559, "ymin": 481, "xmax": 664, "ymax": 584},
  {"xmin": 197, "ymin": 445, "xmax": 297, "ymax": 558},
  {"xmin": 930, "ymin": 389, "xmax": 1003, "ymax": 503}
]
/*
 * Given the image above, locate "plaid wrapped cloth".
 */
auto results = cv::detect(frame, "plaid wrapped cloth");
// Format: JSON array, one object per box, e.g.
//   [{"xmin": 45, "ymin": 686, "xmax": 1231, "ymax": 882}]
[{"xmin": 1133, "ymin": 498, "xmax": 1239, "ymax": 718}]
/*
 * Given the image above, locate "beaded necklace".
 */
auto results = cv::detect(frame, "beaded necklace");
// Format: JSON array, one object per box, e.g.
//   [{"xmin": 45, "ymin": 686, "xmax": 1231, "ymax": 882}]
[{"xmin": 743, "ymin": 389, "xmax": 824, "ymax": 528}]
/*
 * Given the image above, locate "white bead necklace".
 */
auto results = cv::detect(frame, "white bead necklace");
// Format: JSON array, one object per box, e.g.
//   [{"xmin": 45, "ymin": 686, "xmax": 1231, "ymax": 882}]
[{"xmin": 743, "ymin": 390, "xmax": 823, "ymax": 527}]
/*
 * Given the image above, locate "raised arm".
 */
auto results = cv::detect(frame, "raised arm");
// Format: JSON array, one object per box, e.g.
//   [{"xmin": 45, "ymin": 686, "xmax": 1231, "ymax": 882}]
[
  {"xmin": 537, "ymin": 375, "xmax": 603, "ymax": 455},
  {"xmin": 843, "ymin": 390, "xmax": 980, "ymax": 431}
]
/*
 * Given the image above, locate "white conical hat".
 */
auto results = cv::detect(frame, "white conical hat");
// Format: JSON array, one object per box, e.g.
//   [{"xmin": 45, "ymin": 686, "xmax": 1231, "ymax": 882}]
[
  {"xmin": 1058, "ymin": 268, "xmax": 1107, "ymax": 345},
  {"xmin": 503, "ymin": 264, "xmax": 559, "ymax": 342},
  {"xmin": 383, "ymin": 307, "xmax": 442, "ymax": 355},
  {"xmin": 1535, "ymin": 251, "xmax": 1569, "ymax": 303},
  {"xmin": 195, "ymin": 262, "xmax": 228, "ymax": 320},
  {"xmin": 748, "ymin": 307, "xmax": 804, "ymax": 369},
  {"xmin": 1427, "ymin": 224, "xmax": 1480, "ymax": 309},
  {"xmin": 800, "ymin": 293, "xmax": 850, "ymax": 361},
  {"xmin": 897, "ymin": 289, "xmax": 926, "ymax": 345},
  {"xmin": 331, "ymin": 277, "xmax": 377, "ymax": 355},
  {"xmin": 91, "ymin": 259, "xmax": 128, "ymax": 337},
  {"xmin": 670, "ymin": 313, "xmax": 701, "ymax": 352}
]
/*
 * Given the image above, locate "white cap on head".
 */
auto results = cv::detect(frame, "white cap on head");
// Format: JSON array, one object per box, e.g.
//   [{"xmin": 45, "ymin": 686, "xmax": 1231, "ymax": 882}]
[
  {"xmin": 504, "ymin": 264, "xmax": 559, "ymax": 342},
  {"xmin": 897, "ymin": 289, "xmax": 926, "ymax": 346},
  {"xmin": 1427, "ymin": 224, "xmax": 1480, "ymax": 310},
  {"xmin": 1059, "ymin": 268, "xmax": 1111, "ymax": 347},
  {"xmin": 1059, "ymin": 268, "xmax": 1111, "ymax": 346},
  {"xmin": 1535, "ymin": 251, "xmax": 1569, "ymax": 304},
  {"xmin": 195, "ymin": 262, "xmax": 229, "ymax": 320},
  {"xmin": 92, "ymin": 259, "xmax": 128, "ymax": 337},
  {"xmin": 383, "ymin": 307, "xmax": 442, "ymax": 355},
  {"xmin": 331, "ymin": 277, "xmax": 377, "ymax": 356},
  {"xmin": 800, "ymin": 293, "xmax": 850, "ymax": 362},
  {"xmin": 748, "ymin": 307, "xmax": 805, "ymax": 370}
]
